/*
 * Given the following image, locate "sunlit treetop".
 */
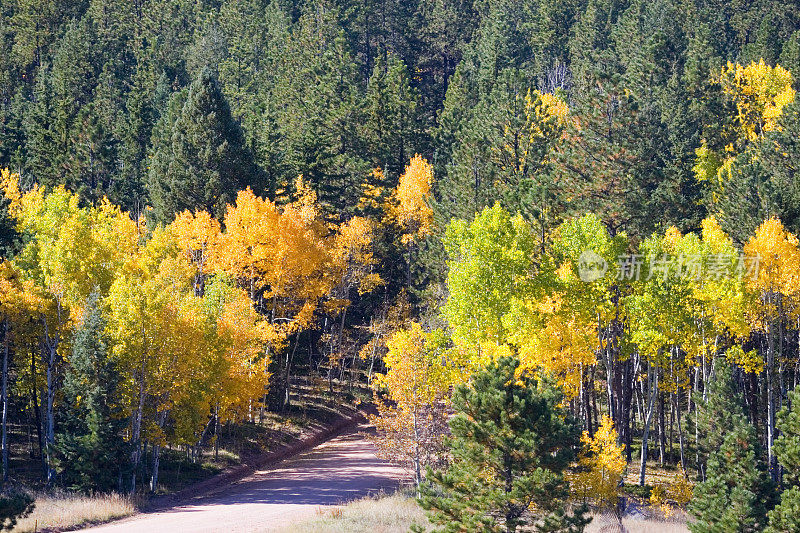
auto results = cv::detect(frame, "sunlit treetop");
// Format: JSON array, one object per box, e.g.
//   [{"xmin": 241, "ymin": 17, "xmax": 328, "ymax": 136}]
[
  {"xmin": 1, "ymin": 169, "xmax": 139, "ymax": 310},
  {"xmin": 389, "ymin": 155, "xmax": 434, "ymax": 245},
  {"xmin": 743, "ymin": 217, "xmax": 800, "ymax": 316},
  {"xmin": 719, "ymin": 60, "xmax": 795, "ymax": 142}
]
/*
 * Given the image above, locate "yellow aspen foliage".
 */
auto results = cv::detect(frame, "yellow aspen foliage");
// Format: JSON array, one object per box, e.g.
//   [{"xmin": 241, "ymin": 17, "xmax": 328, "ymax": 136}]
[
  {"xmin": 214, "ymin": 188, "xmax": 280, "ymax": 291},
  {"xmin": 744, "ymin": 217, "xmax": 800, "ymax": 301},
  {"xmin": 569, "ymin": 415, "xmax": 627, "ymax": 509},
  {"xmin": 695, "ymin": 216, "xmax": 749, "ymax": 337},
  {"xmin": 169, "ymin": 209, "xmax": 222, "ymax": 278},
  {"xmin": 0, "ymin": 260, "xmax": 45, "ymax": 327},
  {"xmin": 204, "ymin": 276, "xmax": 270, "ymax": 423},
  {"xmin": 389, "ymin": 155, "xmax": 434, "ymax": 244},
  {"xmin": 374, "ymin": 322, "xmax": 454, "ymax": 407},
  {"xmin": 649, "ymin": 473, "xmax": 694, "ymax": 516},
  {"xmin": 1, "ymin": 172, "xmax": 138, "ymax": 312},
  {"xmin": 725, "ymin": 345, "xmax": 764, "ymax": 375},
  {"xmin": 538, "ymin": 91, "xmax": 570, "ymax": 125},
  {"xmin": 719, "ymin": 60, "xmax": 795, "ymax": 142},
  {"xmin": 516, "ymin": 304, "xmax": 596, "ymax": 401},
  {"xmin": 371, "ymin": 322, "xmax": 453, "ymax": 486},
  {"xmin": 216, "ymin": 184, "xmax": 330, "ymax": 337},
  {"xmin": 330, "ymin": 216, "xmax": 382, "ymax": 298}
]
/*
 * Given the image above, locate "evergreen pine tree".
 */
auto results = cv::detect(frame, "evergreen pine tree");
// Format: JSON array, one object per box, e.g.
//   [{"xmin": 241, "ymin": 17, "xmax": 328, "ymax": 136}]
[
  {"xmin": 419, "ymin": 356, "xmax": 589, "ymax": 533},
  {"xmin": 53, "ymin": 290, "xmax": 129, "ymax": 493},
  {"xmin": 272, "ymin": 2, "xmax": 368, "ymax": 216},
  {"xmin": 364, "ymin": 53, "xmax": 425, "ymax": 180},
  {"xmin": 766, "ymin": 386, "xmax": 800, "ymax": 533},
  {"xmin": 0, "ymin": 488, "xmax": 34, "ymax": 532},
  {"xmin": 689, "ymin": 358, "xmax": 774, "ymax": 533},
  {"xmin": 147, "ymin": 67, "xmax": 264, "ymax": 223}
]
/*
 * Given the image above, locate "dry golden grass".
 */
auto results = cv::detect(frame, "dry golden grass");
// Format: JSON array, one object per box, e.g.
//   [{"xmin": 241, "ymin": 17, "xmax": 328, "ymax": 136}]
[
  {"xmin": 587, "ymin": 512, "xmax": 689, "ymax": 533},
  {"xmin": 14, "ymin": 491, "xmax": 136, "ymax": 533},
  {"xmin": 284, "ymin": 493, "xmax": 690, "ymax": 533},
  {"xmin": 282, "ymin": 492, "xmax": 430, "ymax": 533}
]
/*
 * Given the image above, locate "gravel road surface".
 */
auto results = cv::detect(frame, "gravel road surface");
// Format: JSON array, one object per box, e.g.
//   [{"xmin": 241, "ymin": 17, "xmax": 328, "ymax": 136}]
[{"xmin": 83, "ymin": 424, "xmax": 406, "ymax": 532}]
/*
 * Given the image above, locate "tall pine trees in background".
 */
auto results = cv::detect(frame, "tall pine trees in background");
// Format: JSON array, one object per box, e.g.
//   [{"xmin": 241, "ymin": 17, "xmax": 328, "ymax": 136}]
[
  {"xmin": 148, "ymin": 68, "xmax": 263, "ymax": 223},
  {"xmin": 767, "ymin": 386, "xmax": 800, "ymax": 532}
]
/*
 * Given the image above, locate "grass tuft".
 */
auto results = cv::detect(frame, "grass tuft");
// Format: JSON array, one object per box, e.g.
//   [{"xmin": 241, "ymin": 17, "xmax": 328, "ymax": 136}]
[
  {"xmin": 283, "ymin": 492, "xmax": 430, "ymax": 533},
  {"xmin": 14, "ymin": 491, "xmax": 136, "ymax": 533}
]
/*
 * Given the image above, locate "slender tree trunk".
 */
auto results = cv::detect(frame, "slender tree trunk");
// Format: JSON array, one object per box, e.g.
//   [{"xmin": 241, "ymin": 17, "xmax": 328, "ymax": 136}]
[
  {"xmin": 2, "ymin": 320, "xmax": 9, "ymax": 483},
  {"xmin": 150, "ymin": 411, "xmax": 167, "ymax": 492},
  {"xmin": 40, "ymin": 307, "xmax": 61, "ymax": 484},
  {"xmin": 214, "ymin": 404, "xmax": 220, "ymax": 461},
  {"xmin": 43, "ymin": 340, "xmax": 57, "ymax": 484},
  {"xmin": 582, "ymin": 366, "xmax": 593, "ymax": 435},
  {"xmin": 674, "ymin": 390, "xmax": 687, "ymax": 474},
  {"xmin": 130, "ymin": 362, "xmax": 146, "ymax": 493},
  {"xmin": 30, "ymin": 349, "xmax": 45, "ymax": 477},
  {"xmin": 283, "ymin": 332, "xmax": 300, "ymax": 411},
  {"xmin": 412, "ymin": 406, "xmax": 421, "ymax": 497},
  {"xmin": 621, "ymin": 357, "xmax": 633, "ymax": 458},
  {"xmin": 767, "ymin": 316, "xmax": 777, "ymax": 481},
  {"xmin": 639, "ymin": 364, "xmax": 659, "ymax": 486},
  {"xmin": 658, "ymin": 392, "xmax": 666, "ymax": 465}
]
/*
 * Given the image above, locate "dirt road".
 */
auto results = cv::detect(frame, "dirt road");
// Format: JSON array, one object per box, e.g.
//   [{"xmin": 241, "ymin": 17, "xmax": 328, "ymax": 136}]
[{"xmin": 83, "ymin": 425, "xmax": 407, "ymax": 533}]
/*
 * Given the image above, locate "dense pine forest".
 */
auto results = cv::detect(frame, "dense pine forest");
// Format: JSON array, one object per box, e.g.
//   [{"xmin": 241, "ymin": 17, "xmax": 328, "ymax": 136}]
[{"xmin": 2, "ymin": 0, "xmax": 800, "ymax": 531}]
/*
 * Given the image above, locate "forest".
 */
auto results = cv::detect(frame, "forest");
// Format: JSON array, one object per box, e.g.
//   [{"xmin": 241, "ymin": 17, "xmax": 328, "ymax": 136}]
[{"xmin": 2, "ymin": 0, "xmax": 800, "ymax": 531}]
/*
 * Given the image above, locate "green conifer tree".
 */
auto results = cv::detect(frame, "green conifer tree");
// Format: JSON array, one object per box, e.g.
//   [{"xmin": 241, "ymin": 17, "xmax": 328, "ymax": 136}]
[
  {"xmin": 419, "ymin": 356, "xmax": 589, "ymax": 533},
  {"xmin": 690, "ymin": 358, "xmax": 774, "ymax": 533},
  {"xmin": 272, "ymin": 2, "xmax": 368, "ymax": 216},
  {"xmin": 766, "ymin": 386, "xmax": 800, "ymax": 532},
  {"xmin": 53, "ymin": 290, "xmax": 129, "ymax": 493},
  {"xmin": 364, "ymin": 53, "xmax": 425, "ymax": 180},
  {"xmin": 147, "ymin": 67, "xmax": 264, "ymax": 223}
]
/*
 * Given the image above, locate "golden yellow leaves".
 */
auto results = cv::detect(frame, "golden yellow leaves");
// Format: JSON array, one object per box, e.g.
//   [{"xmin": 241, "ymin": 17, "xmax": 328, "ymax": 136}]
[
  {"xmin": 725, "ymin": 345, "xmax": 764, "ymax": 375},
  {"xmin": 743, "ymin": 218, "xmax": 800, "ymax": 333},
  {"xmin": 569, "ymin": 415, "xmax": 627, "ymax": 509},
  {"xmin": 389, "ymin": 155, "xmax": 434, "ymax": 245},
  {"xmin": 333, "ymin": 216, "xmax": 382, "ymax": 296},
  {"xmin": 744, "ymin": 217, "xmax": 800, "ymax": 298},
  {"xmin": 376, "ymin": 322, "xmax": 454, "ymax": 407},
  {"xmin": 696, "ymin": 61, "xmax": 795, "ymax": 188},
  {"xmin": 170, "ymin": 209, "xmax": 221, "ymax": 276},
  {"xmin": 719, "ymin": 60, "xmax": 795, "ymax": 142},
  {"xmin": 0, "ymin": 164, "xmax": 383, "ymax": 441},
  {"xmin": 518, "ymin": 308, "xmax": 596, "ymax": 401},
  {"xmin": 538, "ymin": 91, "xmax": 569, "ymax": 126},
  {"xmin": 649, "ymin": 473, "xmax": 694, "ymax": 517}
]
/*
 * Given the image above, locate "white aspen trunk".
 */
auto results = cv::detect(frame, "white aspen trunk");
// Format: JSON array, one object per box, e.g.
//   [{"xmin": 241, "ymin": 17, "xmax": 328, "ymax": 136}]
[
  {"xmin": 129, "ymin": 361, "xmax": 146, "ymax": 493},
  {"xmin": 639, "ymin": 364, "xmax": 659, "ymax": 486},
  {"xmin": 43, "ymin": 338, "xmax": 57, "ymax": 483},
  {"xmin": 150, "ymin": 445, "xmax": 160, "ymax": 493},
  {"xmin": 2, "ymin": 320, "xmax": 9, "ymax": 483},
  {"xmin": 766, "ymin": 298, "xmax": 777, "ymax": 482},
  {"xmin": 150, "ymin": 411, "xmax": 168, "ymax": 492}
]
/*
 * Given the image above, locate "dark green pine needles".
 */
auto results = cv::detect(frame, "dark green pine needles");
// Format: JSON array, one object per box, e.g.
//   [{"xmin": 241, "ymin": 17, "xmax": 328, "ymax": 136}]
[{"xmin": 419, "ymin": 356, "xmax": 590, "ymax": 533}]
